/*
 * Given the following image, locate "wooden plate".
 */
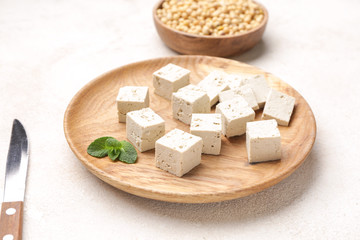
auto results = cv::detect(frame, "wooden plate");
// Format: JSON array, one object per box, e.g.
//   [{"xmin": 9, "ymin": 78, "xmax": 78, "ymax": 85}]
[{"xmin": 64, "ymin": 56, "xmax": 316, "ymax": 203}]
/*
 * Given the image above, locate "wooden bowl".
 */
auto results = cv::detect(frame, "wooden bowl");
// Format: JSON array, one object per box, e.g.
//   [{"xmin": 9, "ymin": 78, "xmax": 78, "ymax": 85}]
[{"xmin": 153, "ymin": 0, "xmax": 268, "ymax": 57}]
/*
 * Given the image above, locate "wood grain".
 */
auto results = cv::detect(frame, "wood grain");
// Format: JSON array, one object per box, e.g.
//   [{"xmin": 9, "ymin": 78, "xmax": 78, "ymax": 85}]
[
  {"xmin": 0, "ymin": 201, "xmax": 23, "ymax": 240},
  {"xmin": 153, "ymin": 0, "xmax": 268, "ymax": 57},
  {"xmin": 63, "ymin": 56, "xmax": 316, "ymax": 203}
]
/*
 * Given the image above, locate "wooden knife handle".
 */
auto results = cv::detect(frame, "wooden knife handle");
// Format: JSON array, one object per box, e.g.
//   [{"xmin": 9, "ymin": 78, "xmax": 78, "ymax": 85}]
[{"xmin": 0, "ymin": 201, "xmax": 23, "ymax": 240}]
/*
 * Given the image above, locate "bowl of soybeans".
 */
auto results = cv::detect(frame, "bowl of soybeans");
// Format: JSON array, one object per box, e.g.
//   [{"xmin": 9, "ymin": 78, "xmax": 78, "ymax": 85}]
[{"xmin": 153, "ymin": 0, "xmax": 268, "ymax": 57}]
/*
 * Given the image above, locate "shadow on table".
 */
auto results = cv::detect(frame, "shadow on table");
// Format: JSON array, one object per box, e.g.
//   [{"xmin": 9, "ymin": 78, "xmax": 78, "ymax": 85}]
[
  {"xmin": 231, "ymin": 39, "xmax": 268, "ymax": 64},
  {"xmin": 115, "ymin": 143, "xmax": 319, "ymax": 224}
]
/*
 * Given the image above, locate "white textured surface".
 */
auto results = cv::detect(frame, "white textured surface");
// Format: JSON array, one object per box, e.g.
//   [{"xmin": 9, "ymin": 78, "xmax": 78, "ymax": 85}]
[{"xmin": 0, "ymin": 0, "xmax": 360, "ymax": 239}]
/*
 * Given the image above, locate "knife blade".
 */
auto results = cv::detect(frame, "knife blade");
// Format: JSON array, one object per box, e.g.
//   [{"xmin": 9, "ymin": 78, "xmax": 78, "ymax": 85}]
[{"xmin": 0, "ymin": 119, "xmax": 29, "ymax": 240}]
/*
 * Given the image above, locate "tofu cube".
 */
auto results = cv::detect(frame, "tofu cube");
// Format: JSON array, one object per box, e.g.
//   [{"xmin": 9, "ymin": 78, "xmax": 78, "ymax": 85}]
[
  {"xmin": 219, "ymin": 89, "xmax": 238, "ymax": 103},
  {"xmin": 126, "ymin": 108, "xmax": 165, "ymax": 152},
  {"xmin": 197, "ymin": 70, "xmax": 230, "ymax": 106},
  {"xmin": 172, "ymin": 84, "xmax": 210, "ymax": 125},
  {"xmin": 241, "ymin": 74, "xmax": 270, "ymax": 108},
  {"xmin": 219, "ymin": 86, "xmax": 259, "ymax": 110},
  {"xmin": 116, "ymin": 86, "xmax": 149, "ymax": 122},
  {"xmin": 262, "ymin": 89, "xmax": 296, "ymax": 126},
  {"xmin": 246, "ymin": 119, "xmax": 281, "ymax": 163},
  {"xmin": 225, "ymin": 74, "xmax": 245, "ymax": 89},
  {"xmin": 215, "ymin": 98, "xmax": 255, "ymax": 137},
  {"xmin": 153, "ymin": 63, "xmax": 190, "ymax": 100},
  {"xmin": 190, "ymin": 113, "xmax": 222, "ymax": 155},
  {"xmin": 155, "ymin": 129, "xmax": 203, "ymax": 177}
]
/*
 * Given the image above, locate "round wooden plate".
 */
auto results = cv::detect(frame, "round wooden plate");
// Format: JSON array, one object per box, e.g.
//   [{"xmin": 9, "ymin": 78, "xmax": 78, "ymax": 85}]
[{"xmin": 64, "ymin": 55, "xmax": 316, "ymax": 203}]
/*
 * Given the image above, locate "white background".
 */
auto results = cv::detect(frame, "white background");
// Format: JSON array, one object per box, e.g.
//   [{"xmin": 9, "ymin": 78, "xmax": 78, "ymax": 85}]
[{"xmin": 1, "ymin": 0, "xmax": 360, "ymax": 239}]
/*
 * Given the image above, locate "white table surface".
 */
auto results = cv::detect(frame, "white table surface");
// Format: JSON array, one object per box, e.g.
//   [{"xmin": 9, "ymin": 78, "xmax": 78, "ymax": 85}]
[{"xmin": 1, "ymin": 0, "xmax": 360, "ymax": 239}]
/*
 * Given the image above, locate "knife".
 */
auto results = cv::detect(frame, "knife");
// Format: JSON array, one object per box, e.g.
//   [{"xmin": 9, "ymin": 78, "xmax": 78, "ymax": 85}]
[{"xmin": 0, "ymin": 120, "xmax": 29, "ymax": 240}]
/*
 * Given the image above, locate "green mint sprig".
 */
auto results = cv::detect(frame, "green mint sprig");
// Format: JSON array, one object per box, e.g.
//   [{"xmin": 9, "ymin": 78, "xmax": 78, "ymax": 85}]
[{"xmin": 87, "ymin": 137, "xmax": 137, "ymax": 163}]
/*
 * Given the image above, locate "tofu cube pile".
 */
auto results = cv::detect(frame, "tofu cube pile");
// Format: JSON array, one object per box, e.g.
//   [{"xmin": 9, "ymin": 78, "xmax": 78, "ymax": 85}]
[
  {"xmin": 190, "ymin": 113, "xmax": 222, "ymax": 155},
  {"xmin": 153, "ymin": 63, "xmax": 190, "ymax": 100},
  {"xmin": 155, "ymin": 128, "xmax": 203, "ymax": 177},
  {"xmin": 126, "ymin": 108, "xmax": 165, "ymax": 152},
  {"xmin": 115, "ymin": 63, "xmax": 297, "ymax": 177},
  {"xmin": 246, "ymin": 119, "xmax": 281, "ymax": 163},
  {"xmin": 116, "ymin": 86, "xmax": 149, "ymax": 122}
]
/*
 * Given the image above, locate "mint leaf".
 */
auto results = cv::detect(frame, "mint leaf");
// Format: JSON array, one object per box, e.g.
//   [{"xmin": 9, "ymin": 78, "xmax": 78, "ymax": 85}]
[
  {"xmin": 119, "ymin": 140, "xmax": 137, "ymax": 164},
  {"xmin": 105, "ymin": 138, "xmax": 123, "ymax": 161},
  {"xmin": 87, "ymin": 137, "xmax": 115, "ymax": 157},
  {"xmin": 108, "ymin": 149, "xmax": 121, "ymax": 161},
  {"xmin": 105, "ymin": 138, "xmax": 122, "ymax": 150},
  {"xmin": 87, "ymin": 137, "xmax": 137, "ymax": 163}
]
